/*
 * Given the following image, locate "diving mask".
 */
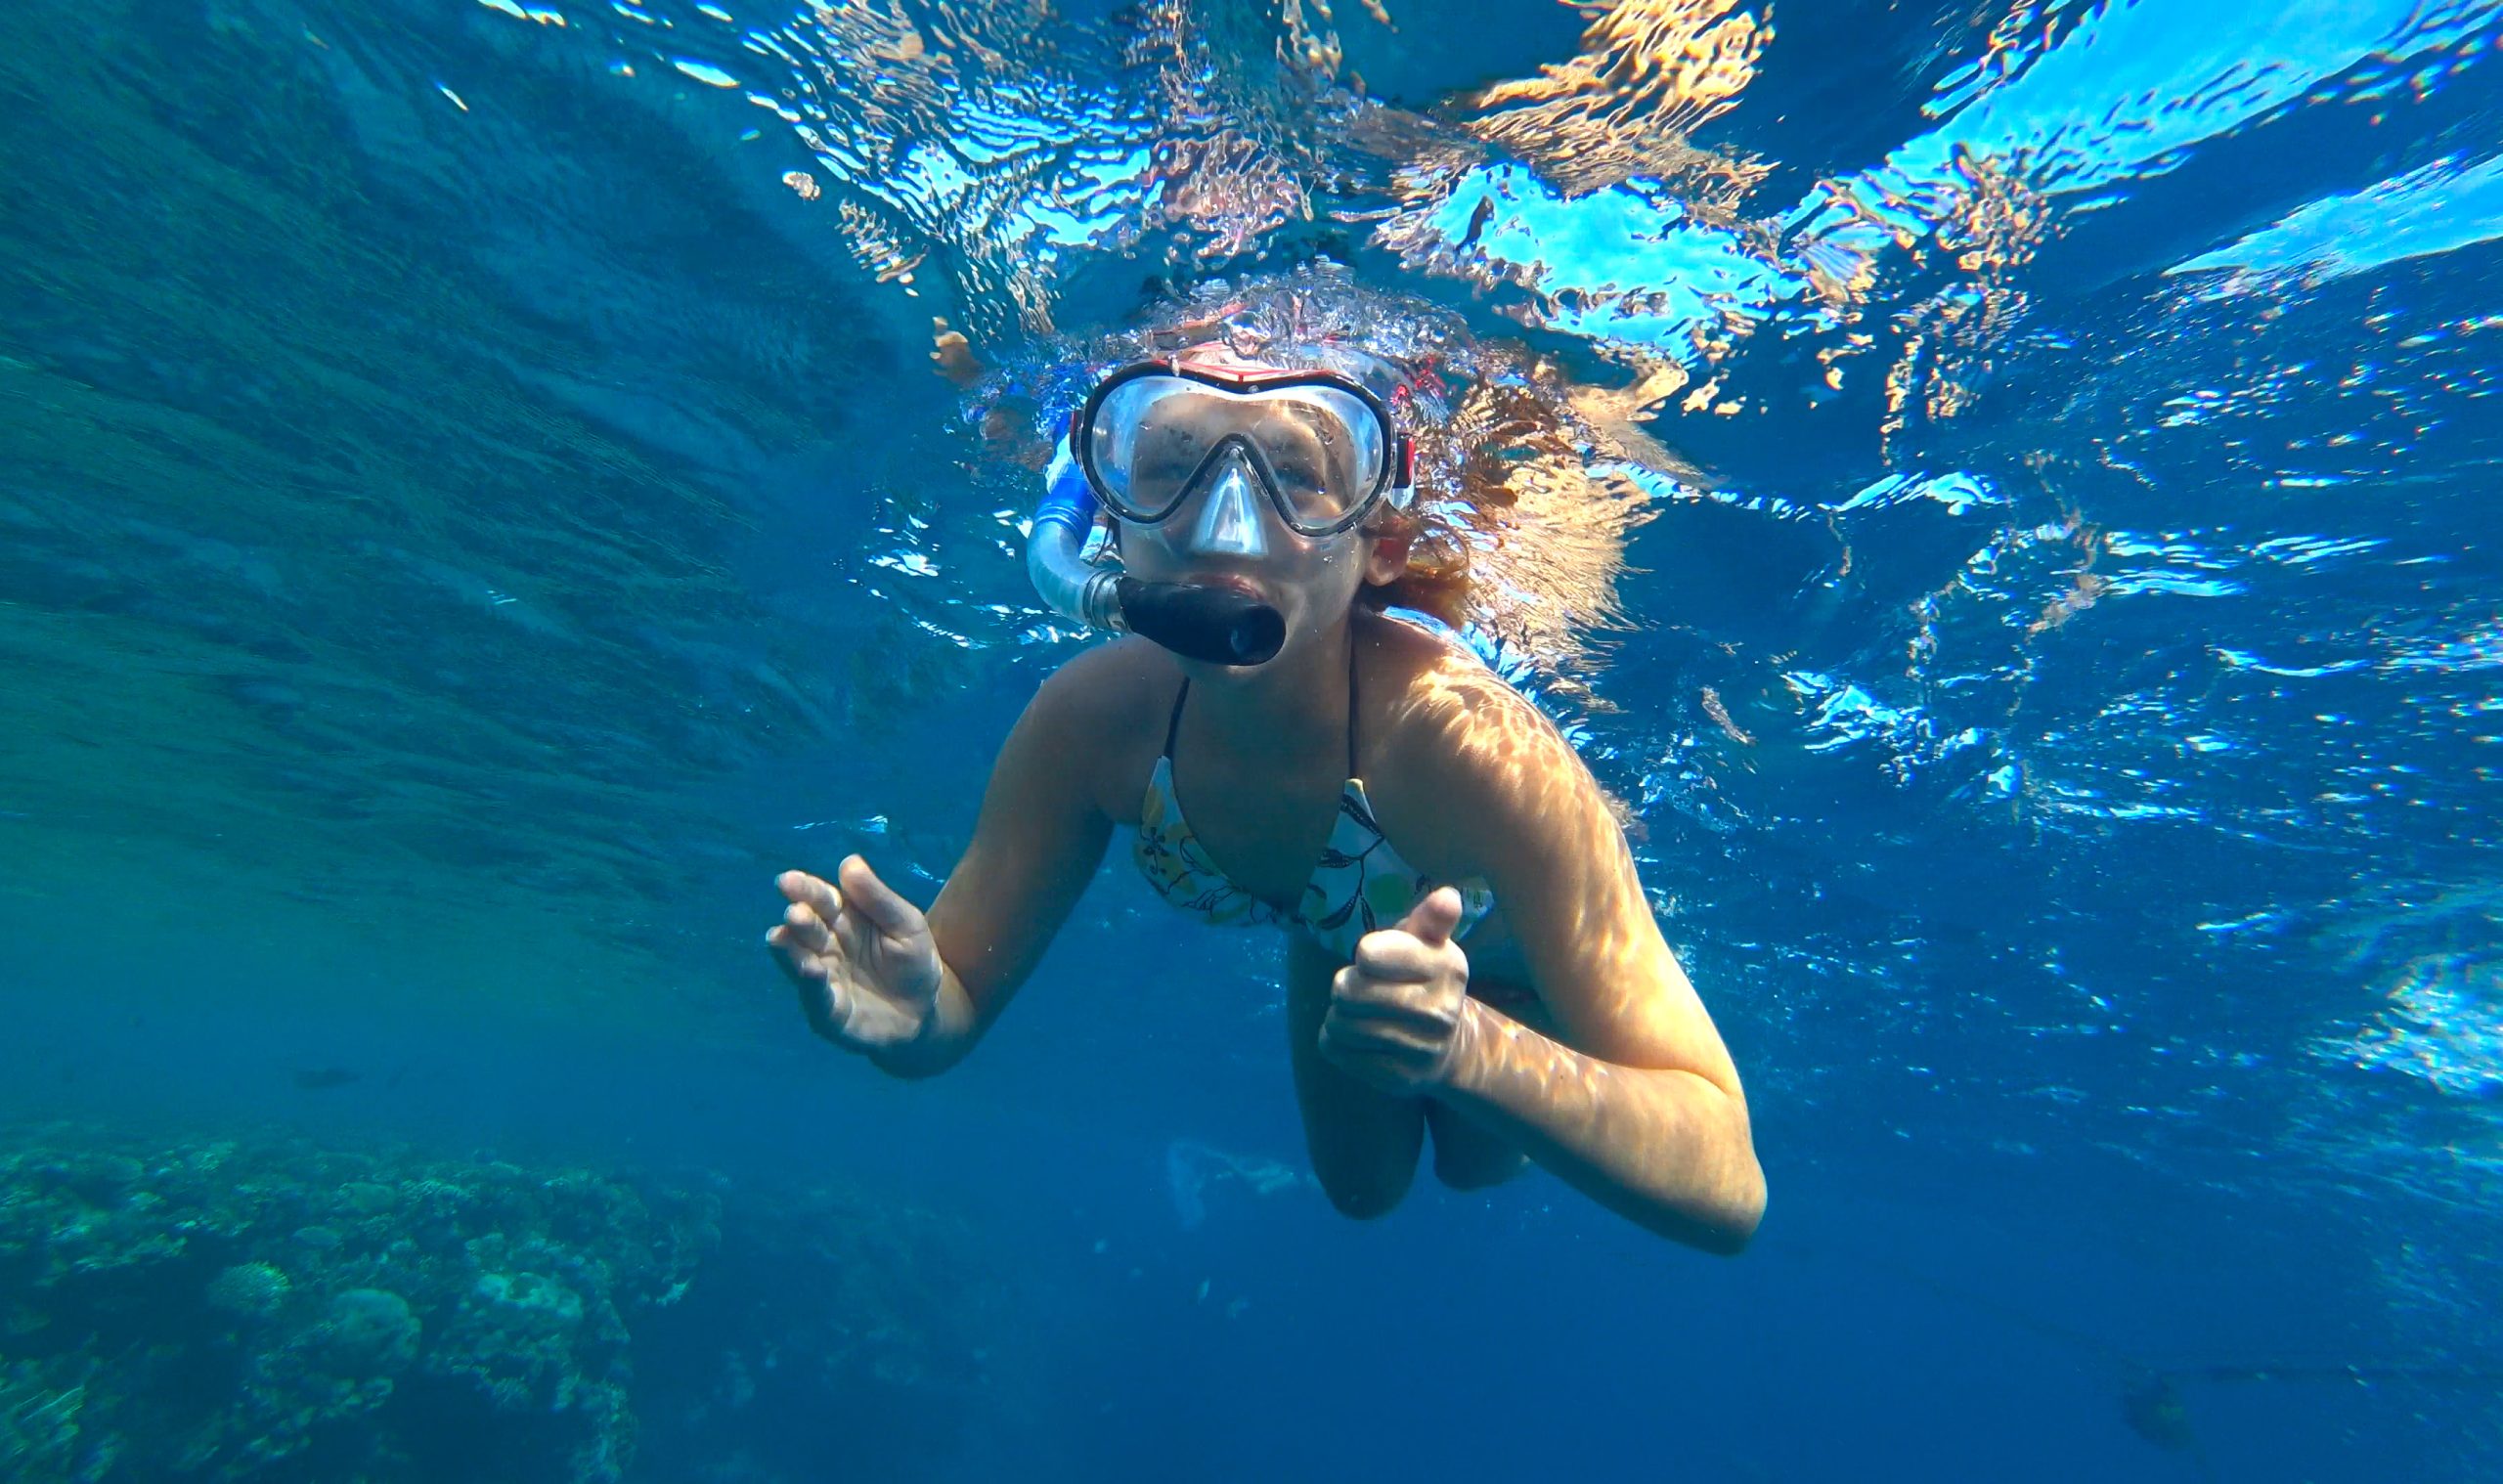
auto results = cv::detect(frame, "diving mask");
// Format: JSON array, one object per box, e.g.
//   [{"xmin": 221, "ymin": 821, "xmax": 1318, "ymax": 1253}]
[{"xmin": 1072, "ymin": 359, "xmax": 1415, "ymax": 540}]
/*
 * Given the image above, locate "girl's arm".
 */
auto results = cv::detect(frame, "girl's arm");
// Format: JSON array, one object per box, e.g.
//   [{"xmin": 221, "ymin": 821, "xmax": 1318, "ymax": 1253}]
[
  {"xmin": 1407, "ymin": 678, "xmax": 1766, "ymax": 1250},
  {"xmin": 879, "ymin": 644, "xmax": 1136, "ymax": 1074}
]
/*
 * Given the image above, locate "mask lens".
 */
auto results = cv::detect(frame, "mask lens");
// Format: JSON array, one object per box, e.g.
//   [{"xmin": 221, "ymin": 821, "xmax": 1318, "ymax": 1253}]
[
  {"xmin": 1244, "ymin": 386, "xmax": 1383, "ymax": 530},
  {"xmin": 1085, "ymin": 377, "xmax": 1205, "ymax": 521}
]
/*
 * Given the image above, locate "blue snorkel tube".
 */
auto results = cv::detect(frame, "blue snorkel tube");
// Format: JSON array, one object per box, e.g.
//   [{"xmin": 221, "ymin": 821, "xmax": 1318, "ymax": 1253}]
[
  {"xmin": 1027, "ymin": 434, "xmax": 1287, "ymax": 667},
  {"xmin": 1026, "ymin": 437, "xmax": 1125, "ymax": 632}
]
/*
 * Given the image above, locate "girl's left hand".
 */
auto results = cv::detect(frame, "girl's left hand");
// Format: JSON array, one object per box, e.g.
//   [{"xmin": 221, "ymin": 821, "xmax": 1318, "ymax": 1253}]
[{"xmin": 1320, "ymin": 887, "xmax": 1478, "ymax": 1095}]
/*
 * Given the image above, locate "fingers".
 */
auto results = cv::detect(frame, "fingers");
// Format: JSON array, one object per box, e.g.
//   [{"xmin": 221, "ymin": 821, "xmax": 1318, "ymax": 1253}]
[
  {"xmin": 777, "ymin": 899, "xmax": 835, "ymax": 956},
  {"xmin": 773, "ymin": 865, "xmax": 874, "ymax": 963},
  {"xmin": 767, "ymin": 928, "xmax": 842, "ymax": 1019},
  {"xmin": 1317, "ymin": 1000, "xmax": 1448, "ymax": 1080},
  {"xmin": 779, "ymin": 868, "xmax": 843, "ymax": 920},
  {"xmin": 767, "ymin": 877, "xmax": 845, "ymax": 1032},
  {"xmin": 1391, "ymin": 885, "xmax": 1465, "ymax": 947},
  {"xmin": 1320, "ymin": 1004, "xmax": 1442, "ymax": 1054},
  {"xmin": 799, "ymin": 975, "xmax": 850, "ymax": 1042},
  {"xmin": 777, "ymin": 859, "xmax": 919, "ymax": 942},
  {"xmin": 1327, "ymin": 964, "xmax": 1456, "ymax": 1036},
  {"xmin": 1349, "ymin": 921, "xmax": 1462, "ymax": 986},
  {"xmin": 836, "ymin": 854, "xmax": 922, "ymax": 936}
]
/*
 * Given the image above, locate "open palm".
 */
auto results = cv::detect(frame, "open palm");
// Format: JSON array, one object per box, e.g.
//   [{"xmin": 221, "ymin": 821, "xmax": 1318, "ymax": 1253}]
[{"xmin": 768, "ymin": 857, "xmax": 943, "ymax": 1052}]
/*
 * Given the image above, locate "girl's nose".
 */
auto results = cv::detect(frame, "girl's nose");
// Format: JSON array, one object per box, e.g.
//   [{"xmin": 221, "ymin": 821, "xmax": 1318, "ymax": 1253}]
[{"xmin": 1183, "ymin": 460, "xmax": 1270, "ymax": 558}]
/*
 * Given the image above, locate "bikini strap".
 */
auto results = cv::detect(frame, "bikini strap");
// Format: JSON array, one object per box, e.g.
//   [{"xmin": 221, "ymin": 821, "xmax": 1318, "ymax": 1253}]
[{"xmin": 1163, "ymin": 679, "xmax": 1190, "ymax": 761}]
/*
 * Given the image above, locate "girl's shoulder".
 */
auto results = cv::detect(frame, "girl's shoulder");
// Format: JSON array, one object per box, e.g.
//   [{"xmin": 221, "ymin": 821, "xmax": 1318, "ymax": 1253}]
[
  {"xmin": 1031, "ymin": 636, "xmax": 1179, "ymax": 821},
  {"xmin": 1040, "ymin": 633, "xmax": 1181, "ymax": 723},
  {"xmin": 1362, "ymin": 612, "xmax": 1567, "ymax": 770},
  {"xmin": 1361, "ymin": 618, "xmax": 1624, "ymax": 886}
]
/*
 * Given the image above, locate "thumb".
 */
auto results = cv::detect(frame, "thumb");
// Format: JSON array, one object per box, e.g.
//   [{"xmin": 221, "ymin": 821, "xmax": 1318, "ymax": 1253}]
[
  {"xmin": 1397, "ymin": 885, "xmax": 1465, "ymax": 948},
  {"xmin": 837, "ymin": 854, "xmax": 921, "ymax": 935}
]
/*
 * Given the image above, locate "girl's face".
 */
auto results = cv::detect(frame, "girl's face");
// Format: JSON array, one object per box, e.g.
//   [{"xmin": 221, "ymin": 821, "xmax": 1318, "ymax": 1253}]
[{"xmin": 1111, "ymin": 349, "xmax": 1412, "ymax": 662}]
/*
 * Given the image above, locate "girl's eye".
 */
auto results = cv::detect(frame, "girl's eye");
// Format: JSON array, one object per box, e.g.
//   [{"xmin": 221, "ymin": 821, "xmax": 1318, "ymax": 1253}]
[{"xmin": 1134, "ymin": 431, "xmax": 1200, "ymax": 472}]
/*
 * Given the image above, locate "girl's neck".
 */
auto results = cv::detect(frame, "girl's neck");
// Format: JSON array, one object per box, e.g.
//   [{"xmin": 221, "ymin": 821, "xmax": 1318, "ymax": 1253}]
[{"xmin": 1181, "ymin": 612, "xmax": 1359, "ymax": 767}]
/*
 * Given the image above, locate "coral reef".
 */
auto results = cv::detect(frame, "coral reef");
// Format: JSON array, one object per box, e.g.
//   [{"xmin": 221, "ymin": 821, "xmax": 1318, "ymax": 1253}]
[
  {"xmin": 0, "ymin": 1126, "xmax": 1022, "ymax": 1483},
  {"xmin": 204, "ymin": 1264, "xmax": 292, "ymax": 1320}
]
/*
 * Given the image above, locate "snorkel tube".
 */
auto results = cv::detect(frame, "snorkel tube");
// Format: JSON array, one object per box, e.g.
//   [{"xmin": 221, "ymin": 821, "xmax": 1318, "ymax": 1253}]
[{"xmin": 1028, "ymin": 437, "xmax": 1286, "ymax": 667}]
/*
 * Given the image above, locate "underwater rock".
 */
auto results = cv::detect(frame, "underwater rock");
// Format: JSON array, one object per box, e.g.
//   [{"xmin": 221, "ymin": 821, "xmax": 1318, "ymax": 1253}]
[
  {"xmin": 470, "ymin": 1270, "xmax": 586, "ymax": 1333},
  {"xmin": 339, "ymin": 1180, "xmax": 397, "ymax": 1216},
  {"xmin": 322, "ymin": 1288, "xmax": 420, "ymax": 1374},
  {"xmin": 60, "ymin": 1151, "xmax": 146, "ymax": 1204}
]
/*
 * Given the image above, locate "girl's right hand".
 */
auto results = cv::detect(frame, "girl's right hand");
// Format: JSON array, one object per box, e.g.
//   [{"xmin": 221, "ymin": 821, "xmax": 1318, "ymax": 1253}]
[{"xmin": 768, "ymin": 856, "xmax": 944, "ymax": 1054}]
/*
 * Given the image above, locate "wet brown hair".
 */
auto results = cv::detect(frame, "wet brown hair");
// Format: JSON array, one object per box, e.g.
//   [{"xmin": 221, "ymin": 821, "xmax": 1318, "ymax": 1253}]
[{"xmin": 1006, "ymin": 263, "xmax": 1677, "ymax": 687}]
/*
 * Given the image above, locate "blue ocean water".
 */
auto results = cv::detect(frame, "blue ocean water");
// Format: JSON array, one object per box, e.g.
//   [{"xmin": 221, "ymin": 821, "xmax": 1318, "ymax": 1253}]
[{"xmin": 3, "ymin": 0, "xmax": 2499, "ymax": 1479}]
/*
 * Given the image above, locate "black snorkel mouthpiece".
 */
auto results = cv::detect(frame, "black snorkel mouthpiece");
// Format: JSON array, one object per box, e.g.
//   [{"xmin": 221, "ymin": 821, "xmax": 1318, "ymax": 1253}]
[
  {"xmin": 1026, "ymin": 434, "xmax": 1285, "ymax": 666},
  {"xmin": 1114, "ymin": 578, "xmax": 1286, "ymax": 667}
]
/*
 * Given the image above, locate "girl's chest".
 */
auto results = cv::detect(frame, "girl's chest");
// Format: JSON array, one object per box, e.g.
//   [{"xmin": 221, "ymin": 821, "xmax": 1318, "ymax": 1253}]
[{"xmin": 1164, "ymin": 757, "xmax": 1347, "ymax": 913}]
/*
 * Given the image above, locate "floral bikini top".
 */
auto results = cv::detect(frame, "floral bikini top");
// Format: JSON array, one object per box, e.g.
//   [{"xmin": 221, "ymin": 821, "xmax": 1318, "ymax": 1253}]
[{"xmin": 1132, "ymin": 650, "xmax": 1496, "ymax": 961}]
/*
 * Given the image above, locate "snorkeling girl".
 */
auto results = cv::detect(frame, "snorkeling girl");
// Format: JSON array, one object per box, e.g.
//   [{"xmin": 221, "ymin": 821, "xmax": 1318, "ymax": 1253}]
[{"xmin": 767, "ymin": 277, "xmax": 1765, "ymax": 1252}]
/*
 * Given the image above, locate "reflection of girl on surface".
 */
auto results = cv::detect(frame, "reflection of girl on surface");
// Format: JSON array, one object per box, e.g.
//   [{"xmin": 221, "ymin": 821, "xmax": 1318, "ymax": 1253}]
[{"xmin": 768, "ymin": 283, "xmax": 1764, "ymax": 1252}]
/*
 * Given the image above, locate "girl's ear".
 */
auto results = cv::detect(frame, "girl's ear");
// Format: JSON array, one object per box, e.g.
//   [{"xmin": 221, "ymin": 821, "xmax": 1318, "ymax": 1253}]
[{"xmin": 1362, "ymin": 522, "xmax": 1415, "ymax": 587}]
